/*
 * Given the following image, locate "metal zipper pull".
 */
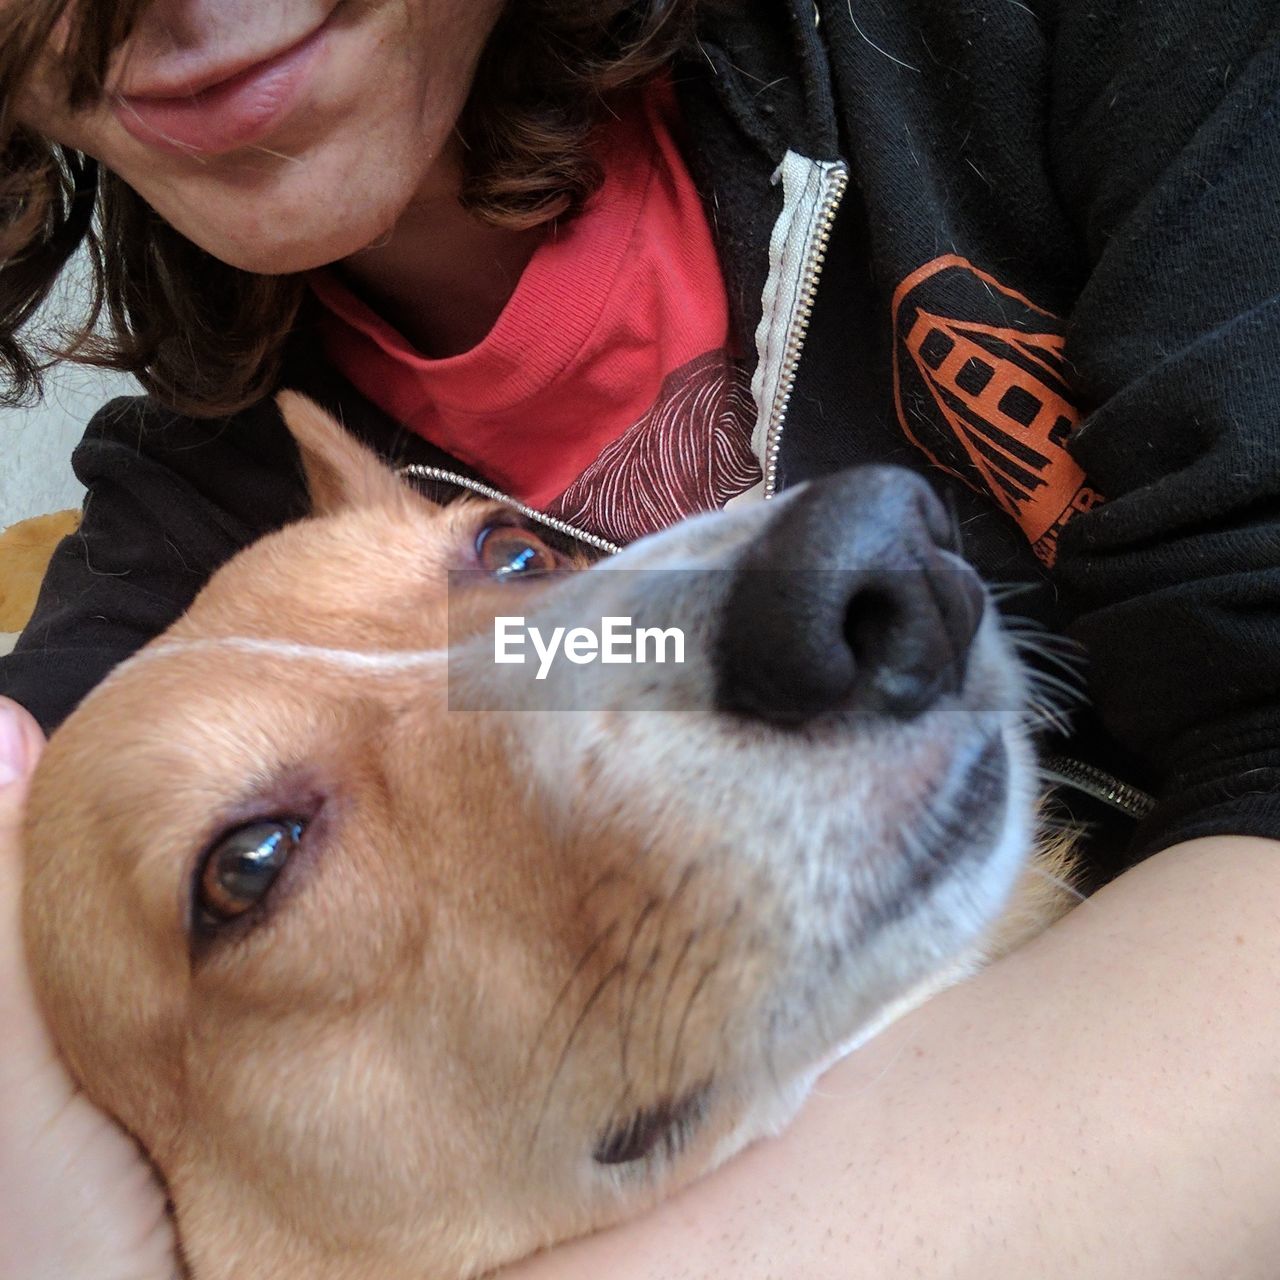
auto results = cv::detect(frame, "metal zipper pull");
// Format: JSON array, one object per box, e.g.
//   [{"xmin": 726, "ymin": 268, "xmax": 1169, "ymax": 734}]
[{"xmin": 397, "ymin": 463, "xmax": 621, "ymax": 557}]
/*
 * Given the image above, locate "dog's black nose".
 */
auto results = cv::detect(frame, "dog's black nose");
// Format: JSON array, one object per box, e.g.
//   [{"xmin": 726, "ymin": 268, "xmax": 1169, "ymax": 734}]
[{"xmin": 713, "ymin": 467, "xmax": 986, "ymax": 725}]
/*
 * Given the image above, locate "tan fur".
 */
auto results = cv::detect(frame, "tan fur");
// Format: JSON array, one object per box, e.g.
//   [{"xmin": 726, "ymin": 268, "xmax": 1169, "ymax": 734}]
[
  {"xmin": 0, "ymin": 508, "xmax": 80, "ymax": 632},
  {"xmin": 23, "ymin": 395, "xmax": 1077, "ymax": 1280},
  {"xmin": 982, "ymin": 824, "xmax": 1080, "ymax": 960}
]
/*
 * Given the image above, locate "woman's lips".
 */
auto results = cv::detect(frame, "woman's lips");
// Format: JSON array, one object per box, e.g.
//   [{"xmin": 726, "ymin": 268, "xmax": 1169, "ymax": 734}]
[{"xmin": 112, "ymin": 23, "xmax": 329, "ymax": 157}]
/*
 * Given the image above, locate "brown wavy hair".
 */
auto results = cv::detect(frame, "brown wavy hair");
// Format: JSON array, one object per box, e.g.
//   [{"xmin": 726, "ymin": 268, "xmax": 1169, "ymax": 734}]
[{"xmin": 0, "ymin": 0, "xmax": 695, "ymax": 417}]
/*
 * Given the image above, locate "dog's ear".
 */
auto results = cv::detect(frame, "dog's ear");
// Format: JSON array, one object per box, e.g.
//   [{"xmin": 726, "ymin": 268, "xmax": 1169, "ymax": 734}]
[{"xmin": 276, "ymin": 391, "xmax": 416, "ymax": 516}]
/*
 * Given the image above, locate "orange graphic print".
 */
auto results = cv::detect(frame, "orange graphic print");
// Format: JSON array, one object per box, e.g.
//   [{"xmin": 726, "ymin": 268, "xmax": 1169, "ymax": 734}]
[{"xmin": 892, "ymin": 256, "xmax": 1102, "ymax": 567}]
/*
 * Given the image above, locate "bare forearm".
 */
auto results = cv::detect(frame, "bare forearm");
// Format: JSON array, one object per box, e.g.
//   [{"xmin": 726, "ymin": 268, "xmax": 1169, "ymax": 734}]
[{"xmin": 506, "ymin": 835, "xmax": 1280, "ymax": 1279}]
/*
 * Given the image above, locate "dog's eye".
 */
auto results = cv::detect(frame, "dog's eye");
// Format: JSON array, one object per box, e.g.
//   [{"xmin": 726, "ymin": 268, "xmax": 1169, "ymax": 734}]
[
  {"xmin": 196, "ymin": 819, "xmax": 304, "ymax": 925},
  {"xmin": 476, "ymin": 523, "xmax": 558, "ymax": 579}
]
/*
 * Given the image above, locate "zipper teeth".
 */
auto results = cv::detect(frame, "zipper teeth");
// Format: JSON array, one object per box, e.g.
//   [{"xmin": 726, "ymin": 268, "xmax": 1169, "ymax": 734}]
[
  {"xmin": 397, "ymin": 464, "xmax": 622, "ymax": 556},
  {"xmin": 763, "ymin": 165, "xmax": 851, "ymax": 499},
  {"xmin": 749, "ymin": 163, "xmax": 1151, "ymax": 822},
  {"xmin": 1040, "ymin": 754, "xmax": 1155, "ymax": 821}
]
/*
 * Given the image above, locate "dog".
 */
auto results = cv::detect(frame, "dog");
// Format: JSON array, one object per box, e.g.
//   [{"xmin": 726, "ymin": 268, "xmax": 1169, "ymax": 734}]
[{"xmin": 22, "ymin": 393, "xmax": 1076, "ymax": 1280}]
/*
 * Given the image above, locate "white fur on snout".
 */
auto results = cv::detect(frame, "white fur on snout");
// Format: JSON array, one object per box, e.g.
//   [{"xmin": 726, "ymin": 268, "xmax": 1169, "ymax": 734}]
[{"xmin": 497, "ymin": 509, "xmax": 1037, "ymax": 1186}]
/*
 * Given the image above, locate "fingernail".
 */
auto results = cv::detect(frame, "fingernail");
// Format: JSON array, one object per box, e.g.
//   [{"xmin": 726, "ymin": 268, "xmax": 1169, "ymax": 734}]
[{"xmin": 0, "ymin": 701, "xmax": 30, "ymax": 788}]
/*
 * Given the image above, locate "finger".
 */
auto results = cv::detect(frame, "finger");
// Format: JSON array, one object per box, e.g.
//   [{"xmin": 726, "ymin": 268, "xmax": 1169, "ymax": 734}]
[
  {"xmin": 0, "ymin": 695, "xmax": 43, "ymax": 793},
  {"xmin": 0, "ymin": 697, "xmax": 56, "ymax": 1073}
]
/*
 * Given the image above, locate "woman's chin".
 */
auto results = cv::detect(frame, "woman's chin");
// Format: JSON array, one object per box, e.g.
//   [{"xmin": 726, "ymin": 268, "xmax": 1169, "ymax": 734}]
[
  {"xmin": 149, "ymin": 160, "xmax": 416, "ymax": 277},
  {"xmin": 188, "ymin": 212, "xmax": 399, "ymax": 277}
]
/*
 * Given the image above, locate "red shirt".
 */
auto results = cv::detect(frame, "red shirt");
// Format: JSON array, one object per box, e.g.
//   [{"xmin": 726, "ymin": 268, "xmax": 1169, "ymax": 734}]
[{"xmin": 310, "ymin": 82, "xmax": 759, "ymax": 545}]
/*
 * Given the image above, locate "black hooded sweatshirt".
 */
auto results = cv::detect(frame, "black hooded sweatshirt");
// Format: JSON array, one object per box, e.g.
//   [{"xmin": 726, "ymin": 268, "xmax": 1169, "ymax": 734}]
[{"xmin": 5, "ymin": 0, "xmax": 1280, "ymax": 884}]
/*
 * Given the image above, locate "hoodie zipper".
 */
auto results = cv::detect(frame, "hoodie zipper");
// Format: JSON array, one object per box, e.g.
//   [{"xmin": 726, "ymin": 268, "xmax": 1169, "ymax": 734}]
[
  {"xmin": 1040, "ymin": 755, "xmax": 1155, "ymax": 821},
  {"xmin": 748, "ymin": 163, "xmax": 1152, "ymax": 822},
  {"xmin": 401, "ymin": 163, "xmax": 853, "ymax": 525},
  {"xmin": 762, "ymin": 162, "xmax": 851, "ymax": 499},
  {"xmin": 397, "ymin": 463, "xmax": 622, "ymax": 556}
]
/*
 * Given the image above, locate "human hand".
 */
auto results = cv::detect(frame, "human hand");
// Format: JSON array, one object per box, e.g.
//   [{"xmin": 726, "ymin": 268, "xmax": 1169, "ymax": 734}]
[{"xmin": 0, "ymin": 697, "xmax": 179, "ymax": 1280}]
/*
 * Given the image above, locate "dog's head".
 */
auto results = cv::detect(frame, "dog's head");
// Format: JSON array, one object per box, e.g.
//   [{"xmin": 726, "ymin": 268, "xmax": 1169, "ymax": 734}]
[{"xmin": 24, "ymin": 395, "xmax": 1044, "ymax": 1279}]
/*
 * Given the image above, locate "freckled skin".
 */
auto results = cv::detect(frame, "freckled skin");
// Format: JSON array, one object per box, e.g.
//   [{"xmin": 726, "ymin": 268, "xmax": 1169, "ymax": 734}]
[{"xmin": 15, "ymin": 0, "xmax": 505, "ymax": 274}]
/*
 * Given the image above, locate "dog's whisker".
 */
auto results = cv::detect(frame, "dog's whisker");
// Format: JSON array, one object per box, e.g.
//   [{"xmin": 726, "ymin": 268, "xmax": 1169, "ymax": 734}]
[
  {"xmin": 713, "ymin": 1006, "xmax": 736, "ymax": 1093},
  {"xmin": 527, "ymin": 962, "xmax": 628, "ymax": 1157},
  {"xmin": 1033, "ymin": 802, "xmax": 1094, "ymax": 838},
  {"xmin": 1002, "ymin": 616, "xmax": 1085, "ymax": 649},
  {"xmin": 1023, "ymin": 700, "xmax": 1073, "ymax": 736},
  {"xmin": 1024, "ymin": 667, "xmax": 1087, "ymax": 707},
  {"xmin": 762, "ymin": 1008, "xmax": 785, "ymax": 1096},
  {"xmin": 616, "ymin": 898, "xmax": 662, "ymax": 1088},
  {"xmin": 639, "ymin": 863, "xmax": 700, "ymax": 1062},
  {"xmin": 1009, "ymin": 636, "xmax": 1089, "ymax": 682},
  {"xmin": 522, "ymin": 918, "xmax": 623, "ymax": 1084},
  {"xmin": 613, "ymin": 839, "xmax": 679, "ymax": 1081},
  {"xmin": 664, "ymin": 960, "xmax": 719, "ymax": 1100},
  {"xmin": 1024, "ymin": 861, "xmax": 1087, "ymax": 904},
  {"xmin": 1010, "ymin": 630, "xmax": 1088, "ymax": 670},
  {"xmin": 809, "ymin": 1035, "xmax": 912, "ymax": 1099},
  {"xmin": 625, "ymin": 936, "xmax": 665, "ymax": 1069},
  {"xmin": 1008, "ymin": 630, "xmax": 1088, "ymax": 669},
  {"xmin": 575, "ymin": 866, "xmax": 630, "ymax": 913},
  {"xmin": 987, "ymin": 580, "xmax": 1042, "ymax": 605},
  {"xmin": 661, "ymin": 901, "xmax": 738, "ymax": 1098},
  {"xmin": 651, "ymin": 925, "xmax": 701, "ymax": 1085},
  {"xmin": 1024, "ymin": 691, "xmax": 1075, "ymax": 721}
]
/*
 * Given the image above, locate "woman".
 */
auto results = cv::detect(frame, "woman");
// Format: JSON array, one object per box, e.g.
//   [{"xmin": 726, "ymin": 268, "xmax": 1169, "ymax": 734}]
[{"xmin": 2, "ymin": 1, "xmax": 1280, "ymax": 1276}]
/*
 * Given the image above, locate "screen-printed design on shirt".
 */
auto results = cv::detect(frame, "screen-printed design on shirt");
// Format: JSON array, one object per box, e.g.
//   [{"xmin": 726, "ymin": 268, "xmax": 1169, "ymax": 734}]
[
  {"xmin": 892, "ymin": 255, "xmax": 1103, "ymax": 567},
  {"xmin": 545, "ymin": 351, "xmax": 760, "ymax": 545}
]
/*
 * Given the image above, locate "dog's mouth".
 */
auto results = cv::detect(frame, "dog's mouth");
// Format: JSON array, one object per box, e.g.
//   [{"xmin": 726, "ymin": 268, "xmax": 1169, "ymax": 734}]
[
  {"xmin": 870, "ymin": 728, "xmax": 1009, "ymax": 920},
  {"xmin": 573, "ymin": 750, "xmax": 1014, "ymax": 1184},
  {"xmin": 948, "ymin": 732, "xmax": 1010, "ymax": 841},
  {"xmin": 915, "ymin": 730, "xmax": 1008, "ymax": 874}
]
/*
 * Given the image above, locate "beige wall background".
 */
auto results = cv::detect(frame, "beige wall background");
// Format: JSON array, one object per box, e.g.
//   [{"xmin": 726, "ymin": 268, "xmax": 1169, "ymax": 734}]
[{"xmin": 0, "ymin": 252, "xmax": 140, "ymax": 531}]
